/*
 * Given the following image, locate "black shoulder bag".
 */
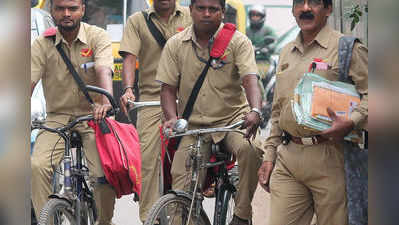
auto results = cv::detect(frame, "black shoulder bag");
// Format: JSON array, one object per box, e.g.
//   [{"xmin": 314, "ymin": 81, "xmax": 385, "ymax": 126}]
[
  {"xmin": 142, "ymin": 11, "xmax": 167, "ymax": 48},
  {"xmin": 338, "ymin": 36, "xmax": 368, "ymax": 225}
]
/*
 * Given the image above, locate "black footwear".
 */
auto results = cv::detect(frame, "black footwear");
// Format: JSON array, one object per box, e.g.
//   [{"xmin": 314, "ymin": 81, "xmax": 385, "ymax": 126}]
[{"xmin": 229, "ymin": 215, "xmax": 250, "ymax": 225}]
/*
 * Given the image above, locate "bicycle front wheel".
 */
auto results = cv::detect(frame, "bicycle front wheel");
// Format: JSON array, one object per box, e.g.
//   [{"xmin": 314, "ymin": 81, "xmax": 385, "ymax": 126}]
[
  {"xmin": 38, "ymin": 198, "xmax": 75, "ymax": 225},
  {"xmin": 145, "ymin": 193, "xmax": 211, "ymax": 225}
]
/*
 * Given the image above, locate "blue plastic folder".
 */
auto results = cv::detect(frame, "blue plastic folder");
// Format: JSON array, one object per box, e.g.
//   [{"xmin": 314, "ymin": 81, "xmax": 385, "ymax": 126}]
[{"xmin": 292, "ymin": 73, "xmax": 361, "ymax": 142}]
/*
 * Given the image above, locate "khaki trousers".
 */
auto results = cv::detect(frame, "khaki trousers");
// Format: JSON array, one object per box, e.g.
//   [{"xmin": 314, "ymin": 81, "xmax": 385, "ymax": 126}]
[
  {"xmin": 171, "ymin": 125, "xmax": 263, "ymax": 220},
  {"xmin": 136, "ymin": 108, "xmax": 163, "ymax": 222},
  {"xmin": 31, "ymin": 115, "xmax": 116, "ymax": 225},
  {"xmin": 269, "ymin": 141, "xmax": 348, "ymax": 225}
]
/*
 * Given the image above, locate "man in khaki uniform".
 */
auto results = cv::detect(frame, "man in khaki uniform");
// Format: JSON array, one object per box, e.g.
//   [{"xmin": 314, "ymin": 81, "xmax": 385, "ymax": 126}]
[
  {"xmin": 157, "ymin": 0, "xmax": 263, "ymax": 224},
  {"xmin": 119, "ymin": 0, "xmax": 191, "ymax": 222},
  {"xmin": 31, "ymin": 0, "xmax": 116, "ymax": 224},
  {"xmin": 258, "ymin": 0, "xmax": 368, "ymax": 225}
]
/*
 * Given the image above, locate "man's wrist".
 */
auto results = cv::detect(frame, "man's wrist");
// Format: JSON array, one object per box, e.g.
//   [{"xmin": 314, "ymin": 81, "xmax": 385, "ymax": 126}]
[
  {"xmin": 123, "ymin": 86, "xmax": 134, "ymax": 94},
  {"xmin": 250, "ymin": 107, "xmax": 262, "ymax": 118}
]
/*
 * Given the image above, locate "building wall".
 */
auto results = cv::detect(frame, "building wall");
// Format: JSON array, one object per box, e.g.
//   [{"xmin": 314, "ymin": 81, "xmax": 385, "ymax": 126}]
[{"xmin": 329, "ymin": 0, "xmax": 368, "ymax": 45}]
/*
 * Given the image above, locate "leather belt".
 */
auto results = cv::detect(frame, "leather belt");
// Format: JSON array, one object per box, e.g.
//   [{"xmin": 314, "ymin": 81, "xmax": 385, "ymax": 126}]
[
  {"xmin": 284, "ymin": 131, "xmax": 329, "ymax": 145},
  {"xmin": 290, "ymin": 135, "xmax": 328, "ymax": 145}
]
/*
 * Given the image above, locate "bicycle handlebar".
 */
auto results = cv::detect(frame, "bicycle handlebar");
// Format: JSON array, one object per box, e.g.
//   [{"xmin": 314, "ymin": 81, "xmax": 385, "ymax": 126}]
[
  {"xmin": 127, "ymin": 100, "xmax": 161, "ymax": 111},
  {"xmin": 86, "ymin": 85, "xmax": 119, "ymax": 113},
  {"xmin": 31, "ymin": 86, "xmax": 117, "ymax": 133},
  {"xmin": 165, "ymin": 120, "xmax": 245, "ymax": 139}
]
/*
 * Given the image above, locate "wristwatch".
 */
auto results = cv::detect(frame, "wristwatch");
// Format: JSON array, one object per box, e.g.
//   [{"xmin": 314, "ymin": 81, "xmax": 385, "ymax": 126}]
[
  {"xmin": 250, "ymin": 107, "xmax": 262, "ymax": 117},
  {"xmin": 123, "ymin": 86, "xmax": 134, "ymax": 94}
]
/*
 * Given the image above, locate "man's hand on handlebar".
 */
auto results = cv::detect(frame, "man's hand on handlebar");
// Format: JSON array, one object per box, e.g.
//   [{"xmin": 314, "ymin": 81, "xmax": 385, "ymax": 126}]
[
  {"xmin": 120, "ymin": 88, "xmax": 136, "ymax": 116},
  {"xmin": 242, "ymin": 111, "xmax": 261, "ymax": 140},
  {"xmin": 92, "ymin": 103, "xmax": 112, "ymax": 122},
  {"xmin": 162, "ymin": 117, "xmax": 178, "ymax": 137}
]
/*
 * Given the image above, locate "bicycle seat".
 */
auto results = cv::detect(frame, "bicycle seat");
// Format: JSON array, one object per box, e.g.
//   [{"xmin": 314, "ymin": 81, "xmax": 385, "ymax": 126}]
[
  {"xmin": 70, "ymin": 131, "xmax": 82, "ymax": 148},
  {"xmin": 211, "ymin": 142, "xmax": 233, "ymax": 162}
]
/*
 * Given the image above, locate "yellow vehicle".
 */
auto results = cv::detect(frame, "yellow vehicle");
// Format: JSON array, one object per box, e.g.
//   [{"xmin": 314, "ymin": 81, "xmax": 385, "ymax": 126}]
[
  {"xmin": 31, "ymin": 0, "xmax": 47, "ymax": 9},
  {"xmin": 179, "ymin": 0, "xmax": 246, "ymax": 34}
]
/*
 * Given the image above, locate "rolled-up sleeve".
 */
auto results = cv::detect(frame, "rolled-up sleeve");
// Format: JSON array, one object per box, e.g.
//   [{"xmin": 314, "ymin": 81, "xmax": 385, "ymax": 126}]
[
  {"xmin": 349, "ymin": 43, "xmax": 368, "ymax": 130},
  {"xmin": 155, "ymin": 38, "xmax": 180, "ymax": 87},
  {"xmin": 93, "ymin": 29, "xmax": 113, "ymax": 70},
  {"xmin": 119, "ymin": 13, "xmax": 141, "ymax": 57},
  {"xmin": 31, "ymin": 38, "xmax": 46, "ymax": 84},
  {"xmin": 234, "ymin": 35, "xmax": 259, "ymax": 79}
]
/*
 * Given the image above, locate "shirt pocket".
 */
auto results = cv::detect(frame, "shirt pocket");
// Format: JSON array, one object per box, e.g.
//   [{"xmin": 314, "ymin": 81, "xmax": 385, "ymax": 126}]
[{"xmin": 312, "ymin": 65, "xmax": 340, "ymax": 81}]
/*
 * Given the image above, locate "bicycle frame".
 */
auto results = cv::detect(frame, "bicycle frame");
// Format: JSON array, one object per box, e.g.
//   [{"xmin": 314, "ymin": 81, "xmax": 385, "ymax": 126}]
[
  {"xmin": 32, "ymin": 85, "xmax": 118, "ymax": 225},
  {"xmin": 165, "ymin": 120, "xmax": 245, "ymax": 225}
]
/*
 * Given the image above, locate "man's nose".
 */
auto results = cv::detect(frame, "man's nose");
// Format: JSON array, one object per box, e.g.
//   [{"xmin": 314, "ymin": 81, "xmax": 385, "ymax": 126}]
[
  {"xmin": 203, "ymin": 9, "xmax": 211, "ymax": 17},
  {"xmin": 63, "ymin": 9, "xmax": 71, "ymax": 17},
  {"xmin": 303, "ymin": 0, "xmax": 312, "ymax": 11}
]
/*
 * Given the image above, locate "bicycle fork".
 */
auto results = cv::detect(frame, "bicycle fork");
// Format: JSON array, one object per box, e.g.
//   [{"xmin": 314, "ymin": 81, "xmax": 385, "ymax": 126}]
[{"xmin": 186, "ymin": 136, "xmax": 204, "ymax": 225}]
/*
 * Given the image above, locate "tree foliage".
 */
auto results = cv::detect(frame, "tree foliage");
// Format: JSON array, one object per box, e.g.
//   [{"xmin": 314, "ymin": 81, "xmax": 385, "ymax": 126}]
[{"xmin": 348, "ymin": 2, "xmax": 368, "ymax": 31}]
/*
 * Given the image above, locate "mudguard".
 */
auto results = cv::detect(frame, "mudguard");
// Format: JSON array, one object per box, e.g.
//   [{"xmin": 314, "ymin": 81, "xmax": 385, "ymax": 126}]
[
  {"xmin": 48, "ymin": 193, "xmax": 73, "ymax": 205},
  {"xmin": 166, "ymin": 190, "xmax": 212, "ymax": 225}
]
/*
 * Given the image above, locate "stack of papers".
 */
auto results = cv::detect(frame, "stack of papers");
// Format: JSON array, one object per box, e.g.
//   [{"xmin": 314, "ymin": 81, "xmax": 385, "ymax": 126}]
[{"xmin": 292, "ymin": 73, "xmax": 361, "ymax": 142}]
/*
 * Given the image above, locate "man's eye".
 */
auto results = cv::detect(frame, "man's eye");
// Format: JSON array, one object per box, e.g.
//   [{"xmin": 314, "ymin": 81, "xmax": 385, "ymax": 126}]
[
  {"xmin": 209, "ymin": 7, "xmax": 220, "ymax": 13},
  {"xmin": 197, "ymin": 6, "xmax": 206, "ymax": 11},
  {"xmin": 293, "ymin": 0, "xmax": 305, "ymax": 4}
]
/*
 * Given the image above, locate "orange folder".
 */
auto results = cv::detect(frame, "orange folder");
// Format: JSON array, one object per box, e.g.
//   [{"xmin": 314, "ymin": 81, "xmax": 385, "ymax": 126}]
[{"xmin": 311, "ymin": 85, "xmax": 360, "ymax": 123}]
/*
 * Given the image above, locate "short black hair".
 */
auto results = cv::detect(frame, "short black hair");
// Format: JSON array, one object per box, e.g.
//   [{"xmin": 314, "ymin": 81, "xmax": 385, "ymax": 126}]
[
  {"xmin": 191, "ymin": 0, "xmax": 226, "ymax": 9},
  {"xmin": 322, "ymin": 0, "xmax": 333, "ymax": 8},
  {"xmin": 50, "ymin": 0, "xmax": 85, "ymax": 6},
  {"xmin": 293, "ymin": 0, "xmax": 332, "ymax": 8}
]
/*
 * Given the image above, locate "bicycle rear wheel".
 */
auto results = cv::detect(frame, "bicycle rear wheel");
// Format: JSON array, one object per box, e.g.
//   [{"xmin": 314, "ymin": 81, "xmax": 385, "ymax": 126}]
[
  {"xmin": 145, "ymin": 193, "xmax": 211, "ymax": 225},
  {"xmin": 38, "ymin": 198, "xmax": 75, "ymax": 225},
  {"xmin": 222, "ymin": 190, "xmax": 235, "ymax": 225},
  {"xmin": 215, "ymin": 188, "xmax": 235, "ymax": 225}
]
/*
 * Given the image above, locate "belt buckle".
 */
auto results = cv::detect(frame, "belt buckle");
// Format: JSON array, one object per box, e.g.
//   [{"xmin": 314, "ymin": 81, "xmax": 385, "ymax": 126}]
[{"xmin": 301, "ymin": 137, "xmax": 314, "ymax": 145}]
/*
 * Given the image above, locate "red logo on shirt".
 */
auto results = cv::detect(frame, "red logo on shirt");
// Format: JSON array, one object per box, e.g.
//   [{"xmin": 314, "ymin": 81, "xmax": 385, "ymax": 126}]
[
  {"xmin": 177, "ymin": 27, "xmax": 185, "ymax": 32},
  {"xmin": 80, "ymin": 48, "xmax": 93, "ymax": 57}
]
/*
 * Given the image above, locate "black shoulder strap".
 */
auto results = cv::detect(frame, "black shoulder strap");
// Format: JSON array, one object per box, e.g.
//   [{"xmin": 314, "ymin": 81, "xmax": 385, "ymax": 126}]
[
  {"xmin": 181, "ymin": 58, "xmax": 212, "ymax": 120},
  {"xmin": 338, "ymin": 36, "xmax": 368, "ymax": 147},
  {"xmin": 338, "ymin": 36, "xmax": 359, "ymax": 84},
  {"xmin": 55, "ymin": 42, "xmax": 94, "ymax": 105},
  {"xmin": 142, "ymin": 11, "xmax": 167, "ymax": 48},
  {"xmin": 174, "ymin": 58, "xmax": 212, "ymax": 148}
]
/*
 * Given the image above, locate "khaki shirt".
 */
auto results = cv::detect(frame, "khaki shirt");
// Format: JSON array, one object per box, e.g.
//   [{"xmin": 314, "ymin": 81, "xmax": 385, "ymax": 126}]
[
  {"xmin": 31, "ymin": 22, "xmax": 113, "ymax": 116},
  {"xmin": 119, "ymin": 5, "xmax": 191, "ymax": 101},
  {"xmin": 263, "ymin": 25, "xmax": 368, "ymax": 162},
  {"xmin": 156, "ymin": 23, "xmax": 258, "ymax": 143}
]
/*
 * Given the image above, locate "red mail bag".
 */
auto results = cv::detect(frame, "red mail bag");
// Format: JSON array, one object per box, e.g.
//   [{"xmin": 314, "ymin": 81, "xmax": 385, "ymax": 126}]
[{"xmin": 88, "ymin": 118, "xmax": 141, "ymax": 199}]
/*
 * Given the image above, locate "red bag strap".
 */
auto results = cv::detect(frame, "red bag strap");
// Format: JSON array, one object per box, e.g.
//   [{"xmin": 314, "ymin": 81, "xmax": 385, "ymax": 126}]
[{"xmin": 210, "ymin": 23, "xmax": 236, "ymax": 59}]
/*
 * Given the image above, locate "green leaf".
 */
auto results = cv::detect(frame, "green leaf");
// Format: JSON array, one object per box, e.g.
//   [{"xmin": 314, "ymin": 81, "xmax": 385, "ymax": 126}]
[{"xmin": 351, "ymin": 20, "xmax": 356, "ymax": 31}]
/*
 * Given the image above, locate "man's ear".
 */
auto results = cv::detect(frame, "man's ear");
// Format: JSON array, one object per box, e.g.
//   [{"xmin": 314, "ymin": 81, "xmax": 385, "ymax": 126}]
[
  {"xmin": 82, "ymin": 4, "xmax": 86, "ymax": 17},
  {"xmin": 326, "ymin": 4, "xmax": 332, "ymax": 17}
]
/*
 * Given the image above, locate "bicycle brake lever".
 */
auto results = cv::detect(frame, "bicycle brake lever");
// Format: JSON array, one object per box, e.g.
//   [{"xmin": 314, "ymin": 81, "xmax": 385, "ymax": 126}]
[{"xmin": 225, "ymin": 120, "xmax": 245, "ymax": 129}]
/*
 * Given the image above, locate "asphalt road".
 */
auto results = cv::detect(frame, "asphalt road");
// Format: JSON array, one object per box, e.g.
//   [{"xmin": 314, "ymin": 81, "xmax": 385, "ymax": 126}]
[
  {"xmin": 112, "ymin": 127, "xmax": 272, "ymax": 225},
  {"xmin": 112, "ymin": 186, "xmax": 271, "ymax": 225}
]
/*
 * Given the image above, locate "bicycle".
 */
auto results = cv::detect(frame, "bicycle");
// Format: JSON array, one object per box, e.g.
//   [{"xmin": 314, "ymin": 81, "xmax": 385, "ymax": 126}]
[
  {"xmin": 144, "ymin": 119, "xmax": 246, "ymax": 225},
  {"xmin": 32, "ymin": 85, "xmax": 119, "ymax": 225}
]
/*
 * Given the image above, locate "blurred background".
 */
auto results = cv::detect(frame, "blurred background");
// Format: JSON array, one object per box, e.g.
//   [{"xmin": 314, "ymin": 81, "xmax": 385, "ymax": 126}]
[{"xmin": 2, "ymin": 0, "xmax": 395, "ymax": 224}]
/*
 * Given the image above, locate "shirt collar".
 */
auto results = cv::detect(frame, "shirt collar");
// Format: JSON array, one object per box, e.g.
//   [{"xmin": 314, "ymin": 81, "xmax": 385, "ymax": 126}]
[
  {"xmin": 54, "ymin": 22, "xmax": 88, "ymax": 46},
  {"xmin": 183, "ymin": 23, "xmax": 224, "ymax": 45},
  {"xmin": 148, "ymin": 4, "xmax": 183, "ymax": 19},
  {"xmin": 291, "ymin": 24, "xmax": 331, "ymax": 53}
]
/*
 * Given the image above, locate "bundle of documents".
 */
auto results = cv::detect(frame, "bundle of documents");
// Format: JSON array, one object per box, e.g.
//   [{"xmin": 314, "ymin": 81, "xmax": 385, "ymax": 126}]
[{"xmin": 292, "ymin": 73, "xmax": 361, "ymax": 142}]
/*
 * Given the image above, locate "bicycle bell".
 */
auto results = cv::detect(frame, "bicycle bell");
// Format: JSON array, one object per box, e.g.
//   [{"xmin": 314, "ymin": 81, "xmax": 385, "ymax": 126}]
[{"xmin": 174, "ymin": 119, "xmax": 188, "ymax": 133}]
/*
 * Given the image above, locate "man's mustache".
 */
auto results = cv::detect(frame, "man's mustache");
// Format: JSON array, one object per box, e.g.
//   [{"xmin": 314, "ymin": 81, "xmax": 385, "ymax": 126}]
[{"xmin": 299, "ymin": 12, "xmax": 314, "ymax": 20}]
